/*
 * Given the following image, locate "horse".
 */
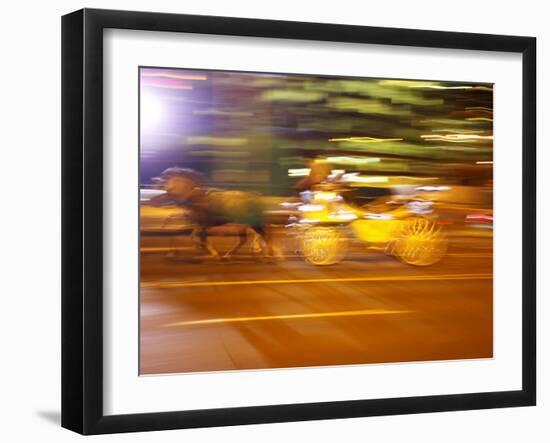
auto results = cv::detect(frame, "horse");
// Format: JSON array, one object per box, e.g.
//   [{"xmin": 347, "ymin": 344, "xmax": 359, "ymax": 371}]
[{"xmin": 152, "ymin": 167, "xmax": 274, "ymax": 259}]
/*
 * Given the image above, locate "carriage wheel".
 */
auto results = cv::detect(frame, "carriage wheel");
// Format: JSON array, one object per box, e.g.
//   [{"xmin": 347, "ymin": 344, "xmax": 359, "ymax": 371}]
[
  {"xmin": 301, "ymin": 226, "xmax": 349, "ymax": 266},
  {"xmin": 394, "ymin": 217, "xmax": 448, "ymax": 266}
]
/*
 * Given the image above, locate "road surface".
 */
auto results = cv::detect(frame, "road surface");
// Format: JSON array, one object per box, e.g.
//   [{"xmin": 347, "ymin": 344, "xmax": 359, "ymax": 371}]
[{"xmin": 140, "ymin": 234, "xmax": 493, "ymax": 375}]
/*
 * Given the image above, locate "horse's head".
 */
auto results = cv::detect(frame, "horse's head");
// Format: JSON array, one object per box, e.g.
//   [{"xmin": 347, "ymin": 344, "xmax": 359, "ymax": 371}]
[{"xmin": 159, "ymin": 167, "xmax": 206, "ymax": 201}]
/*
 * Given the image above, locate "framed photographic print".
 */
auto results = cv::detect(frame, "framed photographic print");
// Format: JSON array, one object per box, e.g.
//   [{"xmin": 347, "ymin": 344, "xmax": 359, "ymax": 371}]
[{"xmin": 62, "ymin": 8, "xmax": 536, "ymax": 434}]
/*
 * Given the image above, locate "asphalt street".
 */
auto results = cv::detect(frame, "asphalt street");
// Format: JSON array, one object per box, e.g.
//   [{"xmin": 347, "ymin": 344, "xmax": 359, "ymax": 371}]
[{"xmin": 140, "ymin": 235, "xmax": 493, "ymax": 374}]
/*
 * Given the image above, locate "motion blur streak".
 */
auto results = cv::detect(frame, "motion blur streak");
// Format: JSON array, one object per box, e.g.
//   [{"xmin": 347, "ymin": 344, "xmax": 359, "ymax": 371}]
[
  {"xmin": 328, "ymin": 136, "xmax": 404, "ymax": 143},
  {"xmin": 141, "ymin": 71, "xmax": 208, "ymax": 81},
  {"xmin": 139, "ymin": 67, "xmax": 493, "ymax": 374},
  {"xmin": 142, "ymin": 272, "xmax": 492, "ymax": 289},
  {"xmin": 164, "ymin": 309, "xmax": 412, "ymax": 327}
]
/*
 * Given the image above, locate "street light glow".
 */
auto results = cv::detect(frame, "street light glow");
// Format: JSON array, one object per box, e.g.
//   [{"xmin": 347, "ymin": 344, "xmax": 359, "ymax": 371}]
[{"xmin": 140, "ymin": 92, "xmax": 164, "ymax": 133}]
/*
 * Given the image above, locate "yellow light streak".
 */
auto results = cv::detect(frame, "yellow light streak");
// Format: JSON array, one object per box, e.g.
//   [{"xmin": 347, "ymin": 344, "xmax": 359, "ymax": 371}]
[
  {"xmin": 410, "ymin": 85, "xmax": 492, "ymax": 91},
  {"xmin": 466, "ymin": 106, "xmax": 493, "ymax": 111},
  {"xmin": 329, "ymin": 136, "xmax": 403, "ymax": 143},
  {"xmin": 411, "ymin": 85, "xmax": 473, "ymax": 90},
  {"xmin": 142, "ymin": 273, "xmax": 493, "ymax": 289},
  {"xmin": 378, "ymin": 80, "xmax": 439, "ymax": 88},
  {"xmin": 164, "ymin": 309, "xmax": 412, "ymax": 327},
  {"xmin": 424, "ymin": 139, "xmax": 479, "ymax": 143},
  {"xmin": 430, "ymin": 129, "xmax": 485, "ymax": 134},
  {"xmin": 467, "ymin": 117, "xmax": 494, "ymax": 122},
  {"xmin": 421, "ymin": 134, "xmax": 493, "ymax": 141}
]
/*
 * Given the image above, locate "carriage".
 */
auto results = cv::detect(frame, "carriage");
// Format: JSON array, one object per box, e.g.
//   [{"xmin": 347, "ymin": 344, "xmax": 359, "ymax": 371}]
[{"xmin": 289, "ymin": 183, "xmax": 448, "ymax": 266}]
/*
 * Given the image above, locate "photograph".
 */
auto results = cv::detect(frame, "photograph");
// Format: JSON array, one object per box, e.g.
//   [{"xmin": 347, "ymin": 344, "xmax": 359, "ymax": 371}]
[
  {"xmin": 138, "ymin": 67, "xmax": 494, "ymax": 375},
  {"xmin": 56, "ymin": 4, "xmax": 538, "ymax": 436}
]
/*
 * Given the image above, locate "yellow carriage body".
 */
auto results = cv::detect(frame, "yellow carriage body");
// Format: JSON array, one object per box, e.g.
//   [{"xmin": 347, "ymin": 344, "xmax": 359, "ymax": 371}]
[{"xmin": 298, "ymin": 189, "xmax": 447, "ymax": 266}]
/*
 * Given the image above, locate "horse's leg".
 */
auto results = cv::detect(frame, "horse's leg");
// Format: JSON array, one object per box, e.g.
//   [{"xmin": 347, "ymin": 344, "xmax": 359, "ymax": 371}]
[
  {"xmin": 202, "ymin": 230, "xmax": 220, "ymax": 258},
  {"xmin": 256, "ymin": 224, "xmax": 284, "ymax": 259},
  {"xmin": 165, "ymin": 210, "xmax": 185, "ymax": 259},
  {"xmin": 246, "ymin": 226, "xmax": 265, "ymax": 256},
  {"xmin": 192, "ymin": 226, "xmax": 219, "ymax": 259},
  {"xmin": 224, "ymin": 225, "xmax": 247, "ymax": 258}
]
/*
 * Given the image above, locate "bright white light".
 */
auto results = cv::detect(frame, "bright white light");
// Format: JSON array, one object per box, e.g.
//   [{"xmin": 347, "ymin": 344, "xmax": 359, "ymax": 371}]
[
  {"xmin": 325, "ymin": 156, "xmax": 381, "ymax": 164},
  {"xmin": 415, "ymin": 186, "xmax": 451, "ymax": 192},
  {"xmin": 140, "ymin": 92, "xmax": 164, "ymax": 132},
  {"xmin": 342, "ymin": 173, "xmax": 388, "ymax": 183},
  {"xmin": 298, "ymin": 204, "xmax": 325, "ymax": 213},
  {"xmin": 288, "ymin": 168, "xmax": 311, "ymax": 177}
]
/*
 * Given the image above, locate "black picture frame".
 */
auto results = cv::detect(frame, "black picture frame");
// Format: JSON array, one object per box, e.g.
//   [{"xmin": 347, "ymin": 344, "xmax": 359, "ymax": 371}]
[{"xmin": 62, "ymin": 8, "xmax": 536, "ymax": 435}]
